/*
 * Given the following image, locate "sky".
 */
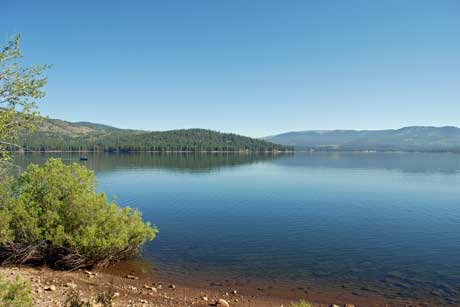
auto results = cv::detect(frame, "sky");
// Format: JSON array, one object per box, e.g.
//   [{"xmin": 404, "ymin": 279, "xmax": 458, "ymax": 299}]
[{"xmin": 2, "ymin": 0, "xmax": 460, "ymax": 137}]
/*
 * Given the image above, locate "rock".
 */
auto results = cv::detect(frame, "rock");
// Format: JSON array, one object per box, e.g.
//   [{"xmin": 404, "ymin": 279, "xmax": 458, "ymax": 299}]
[
  {"xmin": 217, "ymin": 298, "xmax": 230, "ymax": 307},
  {"xmin": 201, "ymin": 296, "xmax": 208, "ymax": 301},
  {"xmin": 344, "ymin": 305, "xmax": 355, "ymax": 307},
  {"xmin": 84, "ymin": 270, "xmax": 97, "ymax": 276},
  {"xmin": 126, "ymin": 274, "xmax": 139, "ymax": 280},
  {"xmin": 169, "ymin": 284, "xmax": 176, "ymax": 289},
  {"xmin": 44, "ymin": 285, "xmax": 56, "ymax": 291},
  {"xmin": 65, "ymin": 282, "xmax": 77, "ymax": 289},
  {"xmin": 113, "ymin": 292, "xmax": 120, "ymax": 297},
  {"xmin": 232, "ymin": 290, "xmax": 237, "ymax": 295},
  {"xmin": 330, "ymin": 305, "xmax": 342, "ymax": 307},
  {"xmin": 144, "ymin": 285, "xmax": 158, "ymax": 292}
]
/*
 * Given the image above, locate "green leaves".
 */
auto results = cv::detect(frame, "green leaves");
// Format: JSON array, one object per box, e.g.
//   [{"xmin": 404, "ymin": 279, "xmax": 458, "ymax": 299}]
[
  {"xmin": 0, "ymin": 274, "xmax": 33, "ymax": 307},
  {"xmin": 0, "ymin": 34, "xmax": 49, "ymax": 161},
  {"xmin": 1, "ymin": 159, "xmax": 157, "ymax": 269}
]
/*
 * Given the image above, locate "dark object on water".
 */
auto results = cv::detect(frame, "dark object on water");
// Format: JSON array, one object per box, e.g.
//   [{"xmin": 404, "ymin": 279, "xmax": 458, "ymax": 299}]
[{"xmin": 80, "ymin": 157, "xmax": 88, "ymax": 161}]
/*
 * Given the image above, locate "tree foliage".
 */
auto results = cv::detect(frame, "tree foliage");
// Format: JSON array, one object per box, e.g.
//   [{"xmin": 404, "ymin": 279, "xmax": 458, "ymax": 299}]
[
  {"xmin": 0, "ymin": 34, "xmax": 49, "ymax": 163},
  {"xmin": 0, "ymin": 159, "xmax": 157, "ymax": 269},
  {"xmin": 21, "ymin": 123, "xmax": 293, "ymax": 152}
]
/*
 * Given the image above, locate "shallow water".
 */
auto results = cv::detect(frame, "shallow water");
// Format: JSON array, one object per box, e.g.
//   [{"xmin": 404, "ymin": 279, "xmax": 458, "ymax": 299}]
[{"xmin": 17, "ymin": 152, "xmax": 460, "ymax": 305}]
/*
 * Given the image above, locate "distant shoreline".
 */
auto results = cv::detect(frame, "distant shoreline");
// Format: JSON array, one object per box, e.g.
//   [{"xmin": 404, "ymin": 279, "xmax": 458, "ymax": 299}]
[
  {"xmin": 10, "ymin": 150, "xmax": 295, "ymax": 154},
  {"xmin": 9, "ymin": 149, "xmax": 460, "ymax": 154}
]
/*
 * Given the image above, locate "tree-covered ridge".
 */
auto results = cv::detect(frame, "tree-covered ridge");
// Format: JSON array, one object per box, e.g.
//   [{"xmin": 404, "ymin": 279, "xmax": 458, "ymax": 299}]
[{"xmin": 19, "ymin": 118, "xmax": 292, "ymax": 152}]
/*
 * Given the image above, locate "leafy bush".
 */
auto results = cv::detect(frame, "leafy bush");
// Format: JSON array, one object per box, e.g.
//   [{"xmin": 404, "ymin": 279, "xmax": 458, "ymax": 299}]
[
  {"xmin": 0, "ymin": 274, "xmax": 33, "ymax": 307},
  {"xmin": 0, "ymin": 158, "xmax": 157, "ymax": 269},
  {"xmin": 291, "ymin": 300, "xmax": 312, "ymax": 307},
  {"xmin": 64, "ymin": 288, "xmax": 115, "ymax": 307}
]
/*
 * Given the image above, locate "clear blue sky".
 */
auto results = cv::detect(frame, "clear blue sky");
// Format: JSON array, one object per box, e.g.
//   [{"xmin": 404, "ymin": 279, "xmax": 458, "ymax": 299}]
[{"xmin": 3, "ymin": 0, "xmax": 459, "ymax": 137}]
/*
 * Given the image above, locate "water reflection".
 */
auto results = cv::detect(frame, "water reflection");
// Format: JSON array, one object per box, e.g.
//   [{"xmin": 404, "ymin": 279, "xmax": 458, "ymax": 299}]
[{"xmin": 14, "ymin": 152, "xmax": 286, "ymax": 173}]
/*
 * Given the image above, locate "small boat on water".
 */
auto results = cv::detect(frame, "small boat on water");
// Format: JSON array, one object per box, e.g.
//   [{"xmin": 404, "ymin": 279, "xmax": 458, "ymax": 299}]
[{"xmin": 79, "ymin": 157, "xmax": 88, "ymax": 161}]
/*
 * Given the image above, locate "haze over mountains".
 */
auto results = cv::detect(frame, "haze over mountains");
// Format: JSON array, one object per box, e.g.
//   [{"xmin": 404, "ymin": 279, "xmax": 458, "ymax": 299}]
[{"xmin": 264, "ymin": 127, "xmax": 460, "ymax": 152}]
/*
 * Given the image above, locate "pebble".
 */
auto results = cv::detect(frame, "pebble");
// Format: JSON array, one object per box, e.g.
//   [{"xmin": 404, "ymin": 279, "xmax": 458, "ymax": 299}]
[
  {"xmin": 65, "ymin": 282, "xmax": 77, "ymax": 289},
  {"xmin": 217, "ymin": 298, "xmax": 230, "ymax": 307},
  {"xmin": 83, "ymin": 270, "xmax": 97, "ymax": 276},
  {"xmin": 144, "ymin": 285, "xmax": 158, "ymax": 292},
  {"xmin": 44, "ymin": 285, "xmax": 56, "ymax": 291}
]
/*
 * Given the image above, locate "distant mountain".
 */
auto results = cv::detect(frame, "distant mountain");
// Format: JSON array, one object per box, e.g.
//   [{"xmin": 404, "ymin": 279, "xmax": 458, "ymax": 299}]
[
  {"xmin": 18, "ymin": 118, "xmax": 292, "ymax": 152},
  {"xmin": 72, "ymin": 121, "xmax": 122, "ymax": 131},
  {"xmin": 264, "ymin": 126, "xmax": 460, "ymax": 152}
]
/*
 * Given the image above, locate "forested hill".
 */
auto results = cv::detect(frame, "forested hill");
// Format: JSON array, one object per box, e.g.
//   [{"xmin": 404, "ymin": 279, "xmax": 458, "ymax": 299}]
[
  {"xmin": 18, "ymin": 118, "xmax": 292, "ymax": 152},
  {"xmin": 264, "ymin": 126, "xmax": 460, "ymax": 152}
]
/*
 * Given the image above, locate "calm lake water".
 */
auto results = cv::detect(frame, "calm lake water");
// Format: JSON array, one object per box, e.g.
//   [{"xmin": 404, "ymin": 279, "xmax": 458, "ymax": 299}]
[{"xmin": 17, "ymin": 152, "xmax": 460, "ymax": 305}]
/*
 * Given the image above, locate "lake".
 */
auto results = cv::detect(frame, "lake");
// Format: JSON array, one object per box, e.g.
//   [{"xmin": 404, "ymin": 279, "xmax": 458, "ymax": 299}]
[{"xmin": 16, "ymin": 152, "xmax": 460, "ymax": 306}]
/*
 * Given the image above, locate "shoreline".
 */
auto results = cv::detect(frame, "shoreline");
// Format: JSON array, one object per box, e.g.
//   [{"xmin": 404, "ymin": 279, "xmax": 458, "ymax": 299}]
[
  {"xmin": 0, "ymin": 266, "xmax": 307, "ymax": 307},
  {"xmin": 8, "ymin": 149, "xmax": 460, "ymax": 155},
  {"xmin": 0, "ymin": 264, "xmax": 440, "ymax": 307}
]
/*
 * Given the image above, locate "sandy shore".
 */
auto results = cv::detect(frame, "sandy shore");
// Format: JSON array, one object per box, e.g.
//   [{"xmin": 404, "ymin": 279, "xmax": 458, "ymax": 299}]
[
  {"xmin": 0, "ymin": 266, "xmax": 435, "ymax": 307},
  {"xmin": 0, "ymin": 266, "xmax": 345, "ymax": 307}
]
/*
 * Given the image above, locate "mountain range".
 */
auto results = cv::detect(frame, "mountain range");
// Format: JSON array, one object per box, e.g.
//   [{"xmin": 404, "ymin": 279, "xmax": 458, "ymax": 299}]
[
  {"xmin": 18, "ymin": 118, "xmax": 291, "ymax": 152},
  {"xmin": 18, "ymin": 117, "xmax": 460, "ymax": 153},
  {"xmin": 264, "ymin": 126, "xmax": 460, "ymax": 152}
]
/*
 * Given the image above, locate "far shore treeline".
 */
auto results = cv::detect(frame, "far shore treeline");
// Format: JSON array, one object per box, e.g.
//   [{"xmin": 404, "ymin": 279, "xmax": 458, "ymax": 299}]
[{"xmin": 17, "ymin": 117, "xmax": 293, "ymax": 153}]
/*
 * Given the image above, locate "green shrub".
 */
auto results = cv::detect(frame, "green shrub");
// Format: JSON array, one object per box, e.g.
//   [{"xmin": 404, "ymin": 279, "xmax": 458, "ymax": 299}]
[
  {"xmin": 291, "ymin": 300, "xmax": 312, "ymax": 307},
  {"xmin": 0, "ymin": 177, "xmax": 14, "ymax": 245},
  {"xmin": 64, "ymin": 289, "xmax": 91, "ymax": 307},
  {"xmin": 0, "ymin": 158, "xmax": 157, "ymax": 269},
  {"xmin": 95, "ymin": 287, "xmax": 116, "ymax": 307},
  {"xmin": 0, "ymin": 274, "xmax": 33, "ymax": 307}
]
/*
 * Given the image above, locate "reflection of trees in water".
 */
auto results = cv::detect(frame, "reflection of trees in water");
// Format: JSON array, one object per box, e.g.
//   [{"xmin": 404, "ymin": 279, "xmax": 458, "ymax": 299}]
[
  {"xmin": 14, "ymin": 152, "xmax": 287, "ymax": 173},
  {"xmin": 15, "ymin": 152, "xmax": 460, "ymax": 174}
]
